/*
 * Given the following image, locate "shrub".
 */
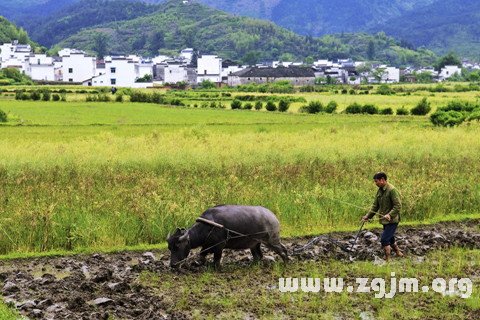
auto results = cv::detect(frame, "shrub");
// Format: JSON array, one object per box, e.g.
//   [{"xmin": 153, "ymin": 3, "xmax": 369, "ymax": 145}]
[
  {"xmin": 467, "ymin": 111, "xmax": 480, "ymax": 122},
  {"xmin": 411, "ymin": 97, "xmax": 431, "ymax": 115},
  {"xmin": 380, "ymin": 108, "xmax": 394, "ymax": 115},
  {"xmin": 306, "ymin": 101, "xmax": 323, "ymax": 114},
  {"xmin": 265, "ymin": 101, "xmax": 277, "ymax": 111},
  {"xmin": 170, "ymin": 99, "xmax": 184, "ymax": 106},
  {"xmin": 199, "ymin": 79, "xmax": 216, "ymax": 89},
  {"xmin": 0, "ymin": 109, "xmax": 7, "ymax": 122},
  {"xmin": 278, "ymin": 99, "xmax": 290, "ymax": 112},
  {"xmin": 98, "ymin": 94, "xmax": 110, "ymax": 102},
  {"xmin": 52, "ymin": 94, "xmax": 61, "ymax": 101},
  {"xmin": 376, "ymin": 84, "xmax": 394, "ymax": 95},
  {"xmin": 115, "ymin": 94, "xmax": 124, "ymax": 102},
  {"xmin": 396, "ymin": 107, "xmax": 410, "ymax": 115},
  {"xmin": 430, "ymin": 110, "xmax": 466, "ymax": 127},
  {"xmin": 349, "ymin": 89, "xmax": 356, "ymax": 95},
  {"xmin": 231, "ymin": 99, "xmax": 242, "ymax": 110},
  {"xmin": 41, "ymin": 90, "xmax": 51, "ymax": 101},
  {"xmin": 31, "ymin": 91, "xmax": 41, "ymax": 101},
  {"xmin": 362, "ymin": 104, "xmax": 379, "ymax": 115},
  {"xmin": 438, "ymin": 100, "xmax": 476, "ymax": 113},
  {"xmin": 345, "ymin": 102, "xmax": 362, "ymax": 114},
  {"xmin": 341, "ymin": 88, "xmax": 348, "ymax": 94},
  {"xmin": 325, "ymin": 101, "xmax": 338, "ymax": 114},
  {"xmin": 254, "ymin": 101, "xmax": 263, "ymax": 110},
  {"xmin": 20, "ymin": 92, "xmax": 31, "ymax": 100},
  {"xmin": 15, "ymin": 90, "xmax": 27, "ymax": 100},
  {"xmin": 151, "ymin": 92, "xmax": 165, "ymax": 104},
  {"xmin": 243, "ymin": 102, "xmax": 253, "ymax": 110}
]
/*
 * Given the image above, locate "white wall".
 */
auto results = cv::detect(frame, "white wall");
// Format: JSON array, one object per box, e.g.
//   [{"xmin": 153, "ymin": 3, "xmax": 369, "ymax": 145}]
[
  {"xmin": 197, "ymin": 55, "xmax": 222, "ymax": 83},
  {"xmin": 440, "ymin": 65, "xmax": 461, "ymax": 79},
  {"xmin": 28, "ymin": 65, "xmax": 55, "ymax": 81},
  {"xmin": 164, "ymin": 64, "xmax": 188, "ymax": 83},
  {"xmin": 0, "ymin": 43, "xmax": 32, "ymax": 71},
  {"xmin": 87, "ymin": 57, "xmax": 153, "ymax": 87},
  {"xmin": 61, "ymin": 53, "xmax": 96, "ymax": 83},
  {"xmin": 384, "ymin": 67, "xmax": 400, "ymax": 83},
  {"xmin": 221, "ymin": 65, "xmax": 246, "ymax": 78}
]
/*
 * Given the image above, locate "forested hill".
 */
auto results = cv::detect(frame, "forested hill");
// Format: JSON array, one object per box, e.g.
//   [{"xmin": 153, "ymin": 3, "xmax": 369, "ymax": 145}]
[
  {"xmin": 55, "ymin": 0, "xmax": 437, "ymax": 66},
  {"xmin": 20, "ymin": 0, "xmax": 162, "ymax": 48},
  {"xmin": 0, "ymin": 16, "xmax": 34, "ymax": 46},
  {"xmin": 368, "ymin": 0, "xmax": 480, "ymax": 60},
  {"xmin": 196, "ymin": 0, "xmax": 436, "ymax": 36}
]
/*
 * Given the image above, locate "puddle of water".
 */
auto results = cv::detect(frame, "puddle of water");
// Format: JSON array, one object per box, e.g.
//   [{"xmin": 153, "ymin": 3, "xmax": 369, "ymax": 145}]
[
  {"xmin": 31, "ymin": 265, "xmax": 71, "ymax": 280},
  {"xmin": 127, "ymin": 258, "xmax": 140, "ymax": 267}
]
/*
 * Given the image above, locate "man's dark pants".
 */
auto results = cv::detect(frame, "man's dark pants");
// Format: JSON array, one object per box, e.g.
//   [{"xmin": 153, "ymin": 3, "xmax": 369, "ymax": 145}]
[{"xmin": 381, "ymin": 223, "xmax": 398, "ymax": 247}]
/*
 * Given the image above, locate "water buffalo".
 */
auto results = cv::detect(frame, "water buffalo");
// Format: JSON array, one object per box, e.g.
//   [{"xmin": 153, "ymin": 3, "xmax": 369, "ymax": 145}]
[{"xmin": 167, "ymin": 205, "xmax": 288, "ymax": 269}]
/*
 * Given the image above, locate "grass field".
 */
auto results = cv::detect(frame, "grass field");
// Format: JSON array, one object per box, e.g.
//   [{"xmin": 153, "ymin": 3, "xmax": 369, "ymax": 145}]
[{"xmin": 0, "ymin": 86, "xmax": 480, "ymax": 255}]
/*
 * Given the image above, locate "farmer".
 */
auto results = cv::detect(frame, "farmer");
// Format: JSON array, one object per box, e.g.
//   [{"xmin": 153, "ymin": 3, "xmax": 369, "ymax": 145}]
[{"xmin": 362, "ymin": 172, "xmax": 403, "ymax": 262}]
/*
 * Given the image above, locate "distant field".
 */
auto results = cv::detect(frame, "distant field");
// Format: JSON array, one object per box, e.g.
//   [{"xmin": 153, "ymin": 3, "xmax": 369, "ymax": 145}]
[{"xmin": 0, "ymin": 86, "xmax": 479, "ymax": 255}]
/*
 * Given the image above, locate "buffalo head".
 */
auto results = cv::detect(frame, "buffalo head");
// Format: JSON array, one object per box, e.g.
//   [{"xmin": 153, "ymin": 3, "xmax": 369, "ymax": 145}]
[{"xmin": 167, "ymin": 228, "xmax": 191, "ymax": 268}]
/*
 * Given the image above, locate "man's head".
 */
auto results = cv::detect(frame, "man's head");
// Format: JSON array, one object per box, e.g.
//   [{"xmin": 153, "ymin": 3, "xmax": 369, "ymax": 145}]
[{"xmin": 373, "ymin": 172, "xmax": 388, "ymax": 188}]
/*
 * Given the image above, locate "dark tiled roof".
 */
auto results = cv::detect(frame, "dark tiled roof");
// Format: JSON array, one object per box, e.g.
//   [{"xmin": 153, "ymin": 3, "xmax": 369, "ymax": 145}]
[{"xmin": 232, "ymin": 66, "xmax": 315, "ymax": 78}]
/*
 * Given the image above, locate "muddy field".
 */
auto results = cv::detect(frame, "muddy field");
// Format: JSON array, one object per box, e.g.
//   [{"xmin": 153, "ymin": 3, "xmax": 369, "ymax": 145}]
[{"xmin": 1, "ymin": 220, "xmax": 479, "ymax": 319}]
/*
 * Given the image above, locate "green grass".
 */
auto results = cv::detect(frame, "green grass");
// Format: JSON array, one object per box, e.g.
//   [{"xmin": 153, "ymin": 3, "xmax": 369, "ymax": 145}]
[
  {"xmin": 0, "ymin": 89, "xmax": 479, "ymax": 255},
  {"xmin": 0, "ymin": 300, "xmax": 22, "ymax": 320},
  {"xmin": 139, "ymin": 247, "xmax": 480, "ymax": 319}
]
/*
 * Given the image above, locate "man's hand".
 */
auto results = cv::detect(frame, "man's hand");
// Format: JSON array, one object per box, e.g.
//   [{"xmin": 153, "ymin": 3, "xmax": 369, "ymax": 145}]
[
  {"xmin": 362, "ymin": 215, "xmax": 370, "ymax": 222},
  {"xmin": 384, "ymin": 214, "xmax": 391, "ymax": 222}
]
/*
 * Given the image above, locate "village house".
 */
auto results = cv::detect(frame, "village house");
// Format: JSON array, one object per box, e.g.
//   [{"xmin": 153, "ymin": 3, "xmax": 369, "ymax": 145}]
[
  {"xmin": 197, "ymin": 54, "xmax": 222, "ymax": 83},
  {"xmin": 179, "ymin": 48, "xmax": 195, "ymax": 64},
  {"xmin": 60, "ymin": 49, "xmax": 96, "ymax": 83},
  {"xmin": 439, "ymin": 65, "xmax": 461, "ymax": 81},
  {"xmin": 0, "ymin": 41, "xmax": 32, "ymax": 71},
  {"xmin": 154, "ymin": 59, "xmax": 196, "ymax": 85},
  {"xmin": 25, "ymin": 54, "xmax": 57, "ymax": 81},
  {"xmin": 227, "ymin": 66, "xmax": 316, "ymax": 86},
  {"xmin": 84, "ymin": 55, "xmax": 153, "ymax": 88}
]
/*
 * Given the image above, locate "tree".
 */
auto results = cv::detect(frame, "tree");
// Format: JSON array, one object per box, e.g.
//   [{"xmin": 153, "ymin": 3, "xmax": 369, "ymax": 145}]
[
  {"xmin": 242, "ymin": 51, "xmax": 260, "ymax": 66},
  {"xmin": 304, "ymin": 56, "xmax": 314, "ymax": 65},
  {"xmin": 279, "ymin": 53, "xmax": 295, "ymax": 62},
  {"xmin": 434, "ymin": 53, "xmax": 461, "ymax": 71},
  {"xmin": 199, "ymin": 79, "xmax": 216, "ymax": 89},
  {"xmin": 372, "ymin": 67, "xmax": 387, "ymax": 83},
  {"xmin": 132, "ymin": 35, "xmax": 147, "ymax": 51},
  {"xmin": 367, "ymin": 40, "xmax": 375, "ymax": 60},
  {"xmin": 149, "ymin": 31, "xmax": 165, "ymax": 55},
  {"xmin": 93, "ymin": 32, "xmax": 109, "ymax": 59}
]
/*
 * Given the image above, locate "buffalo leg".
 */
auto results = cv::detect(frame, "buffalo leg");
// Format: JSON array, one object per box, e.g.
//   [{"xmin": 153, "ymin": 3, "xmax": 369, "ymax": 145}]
[
  {"xmin": 193, "ymin": 252, "xmax": 207, "ymax": 266},
  {"xmin": 250, "ymin": 243, "xmax": 263, "ymax": 262},
  {"xmin": 213, "ymin": 249, "xmax": 223, "ymax": 270}
]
